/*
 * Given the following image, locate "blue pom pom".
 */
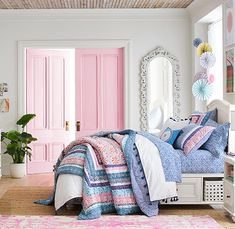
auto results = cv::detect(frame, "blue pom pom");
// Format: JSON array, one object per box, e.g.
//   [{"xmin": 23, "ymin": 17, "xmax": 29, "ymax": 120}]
[{"xmin": 193, "ymin": 38, "xmax": 202, "ymax": 47}]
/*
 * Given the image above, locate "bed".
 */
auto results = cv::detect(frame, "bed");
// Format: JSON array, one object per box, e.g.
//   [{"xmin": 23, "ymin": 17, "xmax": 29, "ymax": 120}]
[
  {"xmin": 37, "ymin": 99, "xmax": 234, "ymax": 219},
  {"xmin": 170, "ymin": 99, "xmax": 235, "ymax": 205}
]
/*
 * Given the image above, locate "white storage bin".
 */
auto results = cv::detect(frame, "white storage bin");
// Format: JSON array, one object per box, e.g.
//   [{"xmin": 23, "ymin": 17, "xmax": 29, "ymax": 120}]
[{"xmin": 204, "ymin": 179, "xmax": 223, "ymax": 202}]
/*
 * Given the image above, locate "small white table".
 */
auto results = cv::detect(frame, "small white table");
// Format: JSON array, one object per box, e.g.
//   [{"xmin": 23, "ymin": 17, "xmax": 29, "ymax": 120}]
[{"xmin": 224, "ymin": 155, "xmax": 235, "ymax": 222}]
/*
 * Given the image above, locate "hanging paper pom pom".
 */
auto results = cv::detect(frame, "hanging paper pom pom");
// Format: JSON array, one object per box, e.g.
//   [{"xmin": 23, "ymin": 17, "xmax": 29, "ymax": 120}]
[
  {"xmin": 192, "ymin": 79, "xmax": 213, "ymax": 101},
  {"xmin": 197, "ymin": 42, "xmax": 213, "ymax": 56},
  {"xmin": 194, "ymin": 72, "xmax": 208, "ymax": 82},
  {"xmin": 193, "ymin": 38, "xmax": 202, "ymax": 47},
  {"xmin": 200, "ymin": 52, "xmax": 216, "ymax": 69},
  {"xmin": 208, "ymin": 74, "xmax": 215, "ymax": 84}
]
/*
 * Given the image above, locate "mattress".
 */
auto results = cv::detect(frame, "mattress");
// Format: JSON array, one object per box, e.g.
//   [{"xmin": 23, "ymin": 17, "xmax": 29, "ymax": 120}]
[{"xmin": 176, "ymin": 149, "xmax": 224, "ymax": 173}]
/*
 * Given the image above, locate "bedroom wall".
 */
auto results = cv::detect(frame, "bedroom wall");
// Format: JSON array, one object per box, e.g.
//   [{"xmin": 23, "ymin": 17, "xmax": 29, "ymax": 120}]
[
  {"xmin": 188, "ymin": 0, "xmax": 224, "ymax": 23},
  {"xmin": 0, "ymin": 9, "xmax": 192, "ymax": 175}
]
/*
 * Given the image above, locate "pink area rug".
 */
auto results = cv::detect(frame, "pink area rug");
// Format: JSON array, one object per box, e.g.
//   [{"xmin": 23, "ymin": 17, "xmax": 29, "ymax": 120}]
[{"xmin": 0, "ymin": 215, "xmax": 222, "ymax": 229}]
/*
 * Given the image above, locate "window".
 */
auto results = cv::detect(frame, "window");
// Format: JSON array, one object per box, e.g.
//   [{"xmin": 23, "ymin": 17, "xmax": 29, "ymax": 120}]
[{"xmin": 208, "ymin": 19, "xmax": 223, "ymax": 102}]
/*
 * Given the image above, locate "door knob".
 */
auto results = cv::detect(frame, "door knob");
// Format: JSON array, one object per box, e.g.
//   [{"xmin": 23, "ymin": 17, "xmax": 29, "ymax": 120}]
[
  {"xmin": 76, "ymin": 121, "xmax": 80, "ymax": 131},
  {"xmin": 65, "ymin": 121, "xmax": 69, "ymax": 131}
]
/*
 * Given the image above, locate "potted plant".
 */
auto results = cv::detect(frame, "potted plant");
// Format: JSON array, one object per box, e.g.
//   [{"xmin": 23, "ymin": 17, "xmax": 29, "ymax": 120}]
[{"xmin": 1, "ymin": 114, "xmax": 37, "ymax": 178}]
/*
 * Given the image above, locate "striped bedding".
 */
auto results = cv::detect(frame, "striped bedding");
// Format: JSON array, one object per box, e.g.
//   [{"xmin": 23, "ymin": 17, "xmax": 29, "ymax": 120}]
[{"xmin": 36, "ymin": 130, "xmax": 181, "ymax": 220}]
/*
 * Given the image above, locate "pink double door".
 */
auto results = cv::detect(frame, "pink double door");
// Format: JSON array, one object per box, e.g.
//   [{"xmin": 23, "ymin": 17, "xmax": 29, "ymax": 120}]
[{"xmin": 26, "ymin": 48, "xmax": 124, "ymax": 174}]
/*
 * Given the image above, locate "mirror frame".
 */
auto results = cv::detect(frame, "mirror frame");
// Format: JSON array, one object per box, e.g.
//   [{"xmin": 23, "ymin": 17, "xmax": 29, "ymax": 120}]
[{"xmin": 140, "ymin": 46, "xmax": 181, "ymax": 131}]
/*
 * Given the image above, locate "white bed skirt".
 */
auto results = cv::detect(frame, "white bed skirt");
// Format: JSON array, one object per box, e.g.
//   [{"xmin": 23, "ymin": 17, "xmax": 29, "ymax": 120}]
[{"xmin": 55, "ymin": 174, "xmax": 83, "ymax": 210}]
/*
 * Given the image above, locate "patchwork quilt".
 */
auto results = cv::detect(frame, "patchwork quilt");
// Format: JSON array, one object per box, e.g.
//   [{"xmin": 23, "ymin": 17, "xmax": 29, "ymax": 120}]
[{"xmin": 36, "ymin": 130, "xmax": 181, "ymax": 220}]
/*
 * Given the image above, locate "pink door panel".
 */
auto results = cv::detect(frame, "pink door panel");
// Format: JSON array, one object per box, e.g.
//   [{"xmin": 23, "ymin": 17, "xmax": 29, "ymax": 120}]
[
  {"xmin": 31, "ymin": 143, "xmax": 47, "ymax": 162},
  {"xmin": 76, "ymin": 53, "xmax": 100, "ymax": 136},
  {"xmin": 50, "ymin": 143, "xmax": 65, "ymax": 162},
  {"xmin": 102, "ymin": 49, "xmax": 124, "ymax": 130},
  {"xmin": 50, "ymin": 56, "xmax": 66, "ymax": 130},
  {"xmin": 75, "ymin": 48, "xmax": 124, "ymax": 138},
  {"xmin": 27, "ymin": 55, "xmax": 47, "ymax": 130},
  {"xmin": 26, "ymin": 49, "xmax": 74, "ymax": 174}
]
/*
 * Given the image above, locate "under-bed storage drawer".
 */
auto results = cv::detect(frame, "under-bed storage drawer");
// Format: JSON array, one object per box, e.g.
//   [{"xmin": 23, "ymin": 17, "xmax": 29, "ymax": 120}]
[
  {"xmin": 224, "ymin": 180, "xmax": 235, "ymax": 213},
  {"xmin": 177, "ymin": 177, "xmax": 202, "ymax": 203}
]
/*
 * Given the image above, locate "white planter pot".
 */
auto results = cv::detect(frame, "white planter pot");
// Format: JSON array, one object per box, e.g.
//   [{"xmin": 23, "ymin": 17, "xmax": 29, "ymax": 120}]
[{"xmin": 10, "ymin": 163, "xmax": 26, "ymax": 178}]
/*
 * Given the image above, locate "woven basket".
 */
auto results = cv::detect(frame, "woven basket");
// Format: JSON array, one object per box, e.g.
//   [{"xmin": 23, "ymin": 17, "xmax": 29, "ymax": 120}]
[{"xmin": 204, "ymin": 179, "xmax": 223, "ymax": 202}]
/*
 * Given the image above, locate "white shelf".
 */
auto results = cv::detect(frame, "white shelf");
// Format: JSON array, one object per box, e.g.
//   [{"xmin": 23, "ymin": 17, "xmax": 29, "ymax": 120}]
[
  {"xmin": 224, "ymin": 155, "xmax": 235, "ymax": 222},
  {"xmin": 0, "ymin": 131, "xmax": 1, "ymax": 178}
]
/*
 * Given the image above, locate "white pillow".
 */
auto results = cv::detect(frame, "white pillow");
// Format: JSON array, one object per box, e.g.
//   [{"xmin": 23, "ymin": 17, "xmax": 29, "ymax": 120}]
[{"xmin": 159, "ymin": 118, "xmax": 190, "ymax": 137}]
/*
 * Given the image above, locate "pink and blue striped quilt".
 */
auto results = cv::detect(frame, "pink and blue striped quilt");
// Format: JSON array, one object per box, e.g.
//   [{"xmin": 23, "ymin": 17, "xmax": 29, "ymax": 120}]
[
  {"xmin": 56, "ymin": 135, "xmax": 139, "ymax": 219},
  {"xmin": 36, "ymin": 130, "xmax": 181, "ymax": 220}
]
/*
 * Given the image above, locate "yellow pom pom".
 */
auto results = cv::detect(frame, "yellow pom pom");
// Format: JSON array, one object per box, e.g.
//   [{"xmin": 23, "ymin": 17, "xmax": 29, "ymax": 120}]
[{"xmin": 197, "ymin": 43, "xmax": 212, "ymax": 56}]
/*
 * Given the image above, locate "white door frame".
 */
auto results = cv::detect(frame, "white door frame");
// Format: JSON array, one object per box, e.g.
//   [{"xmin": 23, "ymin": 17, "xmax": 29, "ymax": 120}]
[{"xmin": 18, "ymin": 39, "xmax": 131, "ymax": 129}]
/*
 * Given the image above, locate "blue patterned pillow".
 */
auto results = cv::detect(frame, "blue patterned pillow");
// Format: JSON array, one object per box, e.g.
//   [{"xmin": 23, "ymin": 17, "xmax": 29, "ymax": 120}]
[
  {"xmin": 189, "ymin": 109, "xmax": 217, "ymax": 125},
  {"xmin": 160, "ymin": 127, "xmax": 181, "ymax": 145},
  {"xmin": 202, "ymin": 122, "xmax": 230, "ymax": 157},
  {"xmin": 174, "ymin": 124, "xmax": 215, "ymax": 155}
]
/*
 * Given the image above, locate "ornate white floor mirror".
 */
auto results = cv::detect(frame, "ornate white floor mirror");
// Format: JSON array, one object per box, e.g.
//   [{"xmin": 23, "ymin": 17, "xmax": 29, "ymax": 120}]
[{"xmin": 139, "ymin": 46, "xmax": 181, "ymax": 132}]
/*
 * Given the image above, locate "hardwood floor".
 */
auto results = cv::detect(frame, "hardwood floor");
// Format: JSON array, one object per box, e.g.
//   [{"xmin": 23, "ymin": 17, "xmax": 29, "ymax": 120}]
[{"xmin": 0, "ymin": 173, "xmax": 54, "ymax": 199}]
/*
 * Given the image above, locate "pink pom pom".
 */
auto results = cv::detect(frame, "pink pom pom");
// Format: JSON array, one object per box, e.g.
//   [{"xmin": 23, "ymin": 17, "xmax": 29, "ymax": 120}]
[{"xmin": 208, "ymin": 74, "xmax": 214, "ymax": 83}]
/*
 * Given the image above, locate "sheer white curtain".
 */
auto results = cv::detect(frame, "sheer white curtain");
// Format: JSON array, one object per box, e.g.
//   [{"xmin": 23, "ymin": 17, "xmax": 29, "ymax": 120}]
[{"xmin": 207, "ymin": 20, "xmax": 223, "ymax": 103}]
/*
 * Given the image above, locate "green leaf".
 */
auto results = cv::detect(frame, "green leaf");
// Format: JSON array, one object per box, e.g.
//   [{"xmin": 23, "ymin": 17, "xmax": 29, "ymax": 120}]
[
  {"xmin": 16, "ymin": 114, "xmax": 36, "ymax": 128},
  {"xmin": 20, "ymin": 132, "xmax": 32, "ymax": 143},
  {"xmin": 13, "ymin": 150, "xmax": 25, "ymax": 163},
  {"xmin": 1, "ymin": 132, "xmax": 6, "ymax": 141},
  {"xmin": 21, "ymin": 132, "xmax": 32, "ymax": 138},
  {"xmin": 6, "ymin": 130, "xmax": 20, "ymax": 141},
  {"xmin": 7, "ymin": 142, "xmax": 19, "ymax": 151},
  {"xmin": 6, "ymin": 143, "xmax": 20, "ymax": 158}
]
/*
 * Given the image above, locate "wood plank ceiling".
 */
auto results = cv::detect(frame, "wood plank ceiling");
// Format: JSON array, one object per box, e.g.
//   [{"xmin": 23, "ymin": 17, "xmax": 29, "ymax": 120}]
[{"xmin": 0, "ymin": 0, "xmax": 194, "ymax": 9}]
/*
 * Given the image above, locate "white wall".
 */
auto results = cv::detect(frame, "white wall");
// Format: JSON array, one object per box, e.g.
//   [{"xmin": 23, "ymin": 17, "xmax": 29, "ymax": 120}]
[
  {"xmin": 188, "ymin": 0, "xmax": 224, "ymax": 23},
  {"xmin": 0, "ymin": 9, "xmax": 192, "ymax": 175}
]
